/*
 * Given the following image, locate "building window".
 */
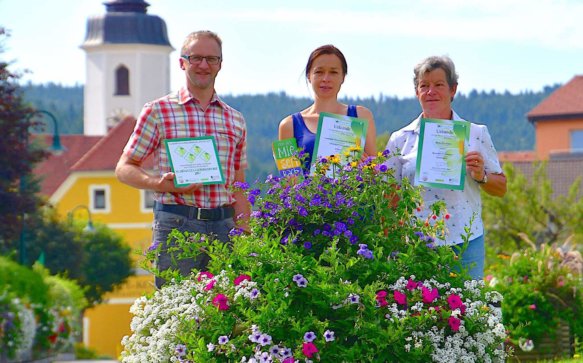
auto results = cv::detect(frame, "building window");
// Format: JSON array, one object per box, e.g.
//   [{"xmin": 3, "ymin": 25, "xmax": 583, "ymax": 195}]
[
  {"xmin": 89, "ymin": 185, "xmax": 111, "ymax": 213},
  {"xmin": 571, "ymin": 129, "xmax": 583, "ymax": 152},
  {"xmin": 140, "ymin": 189, "xmax": 155, "ymax": 213},
  {"xmin": 115, "ymin": 65, "xmax": 130, "ymax": 95}
]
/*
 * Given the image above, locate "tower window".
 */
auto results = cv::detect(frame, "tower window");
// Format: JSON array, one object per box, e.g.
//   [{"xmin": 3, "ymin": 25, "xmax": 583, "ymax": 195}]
[{"xmin": 115, "ymin": 65, "xmax": 130, "ymax": 95}]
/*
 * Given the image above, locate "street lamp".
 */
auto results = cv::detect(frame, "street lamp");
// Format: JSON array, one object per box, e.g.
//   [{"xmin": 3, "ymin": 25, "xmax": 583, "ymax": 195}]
[
  {"xmin": 18, "ymin": 110, "xmax": 65, "ymax": 265},
  {"xmin": 68, "ymin": 205, "xmax": 95, "ymax": 233},
  {"xmin": 31, "ymin": 110, "xmax": 66, "ymax": 153}
]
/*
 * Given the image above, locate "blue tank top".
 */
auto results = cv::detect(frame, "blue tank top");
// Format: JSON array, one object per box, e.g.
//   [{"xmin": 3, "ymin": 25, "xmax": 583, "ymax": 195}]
[{"xmin": 292, "ymin": 105, "xmax": 358, "ymax": 172}]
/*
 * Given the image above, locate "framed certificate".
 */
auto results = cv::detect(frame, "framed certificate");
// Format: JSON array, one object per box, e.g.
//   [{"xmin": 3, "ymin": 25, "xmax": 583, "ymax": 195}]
[
  {"xmin": 415, "ymin": 118, "xmax": 469, "ymax": 190},
  {"xmin": 311, "ymin": 112, "xmax": 368, "ymax": 173},
  {"xmin": 164, "ymin": 137, "xmax": 224, "ymax": 187}
]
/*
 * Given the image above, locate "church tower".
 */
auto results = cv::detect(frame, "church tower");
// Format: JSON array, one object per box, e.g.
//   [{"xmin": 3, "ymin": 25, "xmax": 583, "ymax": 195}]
[{"xmin": 81, "ymin": 0, "xmax": 173, "ymax": 135}]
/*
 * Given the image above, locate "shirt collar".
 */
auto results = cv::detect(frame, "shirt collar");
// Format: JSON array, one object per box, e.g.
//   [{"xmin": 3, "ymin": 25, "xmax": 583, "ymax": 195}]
[
  {"xmin": 178, "ymin": 86, "xmax": 224, "ymax": 108},
  {"xmin": 404, "ymin": 109, "xmax": 463, "ymax": 134}
]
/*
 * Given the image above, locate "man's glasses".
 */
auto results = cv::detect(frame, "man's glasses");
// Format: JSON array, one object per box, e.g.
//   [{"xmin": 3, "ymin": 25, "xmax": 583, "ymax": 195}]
[{"xmin": 181, "ymin": 55, "xmax": 221, "ymax": 65}]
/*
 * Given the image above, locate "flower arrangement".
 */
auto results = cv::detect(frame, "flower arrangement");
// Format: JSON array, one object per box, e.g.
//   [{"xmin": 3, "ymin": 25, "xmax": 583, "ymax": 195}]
[
  {"xmin": 0, "ymin": 259, "xmax": 84, "ymax": 361},
  {"xmin": 122, "ymin": 151, "xmax": 507, "ymax": 362},
  {"xmin": 486, "ymin": 234, "xmax": 583, "ymax": 354}
]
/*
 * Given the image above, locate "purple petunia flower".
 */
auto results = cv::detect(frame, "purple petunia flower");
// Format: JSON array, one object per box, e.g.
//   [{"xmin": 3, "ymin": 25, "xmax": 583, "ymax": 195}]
[
  {"xmin": 304, "ymin": 331, "xmax": 317, "ymax": 342},
  {"xmin": 233, "ymin": 181, "xmax": 249, "ymax": 190},
  {"xmin": 175, "ymin": 344, "xmax": 187, "ymax": 357},
  {"xmin": 218, "ymin": 335, "xmax": 229, "ymax": 345},
  {"xmin": 303, "ymin": 241, "xmax": 312, "ymax": 249},
  {"xmin": 324, "ymin": 330, "xmax": 335, "ymax": 342}
]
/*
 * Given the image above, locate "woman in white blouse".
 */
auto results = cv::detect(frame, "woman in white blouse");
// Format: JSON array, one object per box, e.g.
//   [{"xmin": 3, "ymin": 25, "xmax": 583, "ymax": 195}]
[{"xmin": 384, "ymin": 55, "xmax": 507, "ymax": 280}]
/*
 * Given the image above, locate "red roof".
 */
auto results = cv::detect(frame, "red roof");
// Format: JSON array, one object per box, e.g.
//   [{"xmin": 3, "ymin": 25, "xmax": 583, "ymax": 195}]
[
  {"xmin": 34, "ymin": 135, "xmax": 101, "ymax": 196},
  {"xmin": 71, "ymin": 116, "xmax": 148, "ymax": 171},
  {"xmin": 497, "ymin": 151, "xmax": 537, "ymax": 163},
  {"xmin": 527, "ymin": 75, "xmax": 583, "ymax": 121},
  {"xmin": 34, "ymin": 116, "xmax": 153, "ymax": 197}
]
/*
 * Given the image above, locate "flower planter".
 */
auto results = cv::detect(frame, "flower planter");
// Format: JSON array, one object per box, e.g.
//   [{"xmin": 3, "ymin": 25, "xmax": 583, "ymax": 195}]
[{"xmin": 510, "ymin": 320, "xmax": 573, "ymax": 361}]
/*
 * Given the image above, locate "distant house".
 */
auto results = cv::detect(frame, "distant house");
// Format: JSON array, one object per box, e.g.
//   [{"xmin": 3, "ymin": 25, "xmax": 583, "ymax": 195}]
[{"xmin": 499, "ymin": 75, "xmax": 583, "ymax": 198}]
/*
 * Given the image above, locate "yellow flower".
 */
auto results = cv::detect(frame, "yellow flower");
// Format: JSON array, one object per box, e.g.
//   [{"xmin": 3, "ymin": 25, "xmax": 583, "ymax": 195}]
[
  {"xmin": 348, "ymin": 146, "xmax": 361, "ymax": 152},
  {"xmin": 449, "ymin": 272, "xmax": 457, "ymax": 278},
  {"xmin": 351, "ymin": 162, "xmax": 358, "ymax": 167},
  {"xmin": 343, "ymin": 151, "xmax": 350, "ymax": 157},
  {"xmin": 329, "ymin": 155, "xmax": 341, "ymax": 164}
]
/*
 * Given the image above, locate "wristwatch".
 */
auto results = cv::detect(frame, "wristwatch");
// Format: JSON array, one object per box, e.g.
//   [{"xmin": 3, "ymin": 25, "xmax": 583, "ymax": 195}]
[{"xmin": 476, "ymin": 171, "xmax": 488, "ymax": 184}]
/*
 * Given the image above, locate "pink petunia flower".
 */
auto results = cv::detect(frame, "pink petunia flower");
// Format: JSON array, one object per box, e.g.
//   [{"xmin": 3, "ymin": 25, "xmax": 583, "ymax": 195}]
[
  {"xmin": 376, "ymin": 291, "xmax": 389, "ymax": 307},
  {"xmin": 393, "ymin": 290, "xmax": 407, "ymax": 305},
  {"xmin": 234, "ymin": 274, "xmax": 251, "ymax": 286},
  {"xmin": 204, "ymin": 279, "xmax": 217, "ymax": 291},
  {"xmin": 529, "ymin": 304, "xmax": 536, "ymax": 310},
  {"xmin": 212, "ymin": 294, "xmax": 229, "ymax": 311},
  {"xmin": 422, "ymin": 286, "xmax": 439, "ymax": 304},
  {"xmin": 406, "ymin": 279, "xmax": 418, "ymax": 291},
  {"xmin": 302, "ymin": 342, "xmax": 319, "ymax": 358},
  {"xmin": 447, "ymin": 294, "xmax": 466, "ymax": 314},
  {"xmin": 448, "ymin": 316, "xmax": 461, "ymax": 331},
  {"xmin": 197, "ymin": 271, "xmax": 214, "ymax": 282}
]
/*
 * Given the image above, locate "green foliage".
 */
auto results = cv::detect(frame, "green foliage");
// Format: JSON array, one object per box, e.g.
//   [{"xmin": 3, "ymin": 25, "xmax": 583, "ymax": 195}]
[
  {"xmin": 123, "ymin": 153, "xmax": 507, "ymax": 362},
  {"xmin": 482, "ymin": 162, "xmax": 583, "ymax": 260},
  {"xmin": 0, "ymin": 28, "xmax": 48, "ymax": 249},
  {"xmin": 0, "ymin": 256, "xmax": 49, "ymax": 306},
  {"xmin": 80, "ymin": 223, "xmax": 133, "ymax": 305},
  {"xmin": 486, "ymin": 242, "xmax": 583, "ymax": 351},
  {"xmin": 0, "ymin": 257, "xmax": 87, "ymax": 358},
  {"xmin": 15, "ymin": 206, "xmax": 132, "ymax": 306}
]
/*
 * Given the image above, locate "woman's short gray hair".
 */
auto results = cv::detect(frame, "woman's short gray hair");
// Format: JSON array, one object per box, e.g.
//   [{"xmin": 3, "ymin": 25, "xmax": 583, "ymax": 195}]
[{"xmin": 413, "ymin": 55, "xmax": 458, "ymax": 90}]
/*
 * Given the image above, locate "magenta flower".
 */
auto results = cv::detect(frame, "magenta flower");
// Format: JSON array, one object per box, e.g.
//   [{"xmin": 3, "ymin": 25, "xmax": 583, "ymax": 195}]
[
  {"xmin": 447, "ymin": 294, "xmax": 466, "ymax": 314},
  {"xmin": 393, "ymin": 290, "xmax": 407, "ymax": 305},
  {"xmin": 212, "ymin": 294, "xmax": 229, "ymax": 311},
  {"xmin": 204, "ymin": 279, "xmax": 216, "ymax": 291},
  {"xmin": 234, "ymin": 274, "xmax": 251, "ymax": 286},
  {"xmin": 529, "ymin": 304, "xmax": 536, "ymax": 310},
  {"xmin": 406, "ymin": 279, "xmax": 418, "ymax": 291},
  {"xmin": 422, "ymin": 286, "xmax": 439, "ymax": 304},
  {"xmin": 197, "ymin": 271, "xmax": 214, "ymax": 282},
  {"xmin": 376, "ymin": 290, "xmax": 389, "ymax": 307},
  {"xmin": 302, "ymin": 342, "xmax": 319, "ymax": 358},
  {"xmin": 448, "ymin": 316, "xmax": 461, "ymax": 331}
]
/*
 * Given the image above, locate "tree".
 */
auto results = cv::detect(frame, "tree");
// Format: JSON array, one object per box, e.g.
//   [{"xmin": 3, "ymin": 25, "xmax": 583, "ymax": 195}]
[
  {"xmin": 482, "ymin": 162, "xmax": 583, "ymax": 259},
  {"xmin": 25, "ymin": 207, "xmax": 133, "ymax": 306},
  {"xmin": 0, "ymin": 27, "xmax": 47, "ymax": 253}
]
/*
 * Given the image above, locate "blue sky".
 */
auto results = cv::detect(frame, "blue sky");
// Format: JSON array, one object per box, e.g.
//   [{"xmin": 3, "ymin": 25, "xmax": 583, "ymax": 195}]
[{"xmin": 1, "ymin": 0, "xmax": 582, "ymax": 99}]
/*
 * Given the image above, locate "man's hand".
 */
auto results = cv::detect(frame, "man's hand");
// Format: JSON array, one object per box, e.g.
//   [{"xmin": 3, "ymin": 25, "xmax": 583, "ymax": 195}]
[{"xmin": 157, "ymin": 172, "xmax": 202, "ymax": 193}]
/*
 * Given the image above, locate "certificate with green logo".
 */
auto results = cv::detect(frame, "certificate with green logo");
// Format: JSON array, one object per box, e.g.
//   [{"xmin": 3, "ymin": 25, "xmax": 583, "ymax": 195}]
[
  {"xmin": 311, "ymin": 112, "xmax": 368, "ymax": 174},
  {"xmin": 165, "ymin": 137, "xmax": 224, "ymax": 186},
  {"xmin": 415, "ymin": 118, "xmax": 469, "ymax": 190}
]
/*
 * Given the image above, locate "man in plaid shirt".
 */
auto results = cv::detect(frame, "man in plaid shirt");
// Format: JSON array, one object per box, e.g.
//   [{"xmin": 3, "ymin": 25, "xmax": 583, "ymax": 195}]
[{"xmin": 116, "ymin": 30, "xmax": 250, "ymax": 287}]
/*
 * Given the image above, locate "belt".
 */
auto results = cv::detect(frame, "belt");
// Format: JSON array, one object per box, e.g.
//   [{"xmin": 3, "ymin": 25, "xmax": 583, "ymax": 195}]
[{"xmin": 154, "ymin": 202, "xmax": 235, "ymax": 221}]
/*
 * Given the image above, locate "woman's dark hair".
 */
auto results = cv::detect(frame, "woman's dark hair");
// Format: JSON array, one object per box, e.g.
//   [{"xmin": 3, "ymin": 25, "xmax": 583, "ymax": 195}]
[{"xmin": 304, "ymin": 44, "xmax": 348, "ymax": 79}]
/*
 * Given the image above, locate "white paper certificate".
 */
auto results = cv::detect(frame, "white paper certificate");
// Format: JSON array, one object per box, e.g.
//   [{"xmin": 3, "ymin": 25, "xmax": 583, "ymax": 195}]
[
  {"xmin": 311, "ymin": 112, "xmax": 368, "ymax": 173},
  {"xmin": 415, "ymin": 118, "xmax": 469, "ymax": 190},
  {"xmin": 164, "ymin": 137, "xmax": 224, "ymax": 186}
]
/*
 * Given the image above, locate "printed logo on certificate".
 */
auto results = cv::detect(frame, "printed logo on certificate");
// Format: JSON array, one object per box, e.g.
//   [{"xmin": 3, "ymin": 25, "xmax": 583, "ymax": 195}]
[
  {"xmin": 164, "ymin": 137, "xmax": 225, "ymax": 187},
  {"xmin": 311, "ymin": 112, "xmax": 368, "ymax": 175},
  {"xmin": 415, "ymin": 118, "xmax": 469, "ymax": 190}
]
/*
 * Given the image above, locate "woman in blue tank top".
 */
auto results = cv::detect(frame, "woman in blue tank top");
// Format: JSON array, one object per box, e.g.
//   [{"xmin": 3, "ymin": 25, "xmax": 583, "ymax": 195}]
[{"xmin": 278, "ymin": 45, "xmax": 377, "ymax": 173}]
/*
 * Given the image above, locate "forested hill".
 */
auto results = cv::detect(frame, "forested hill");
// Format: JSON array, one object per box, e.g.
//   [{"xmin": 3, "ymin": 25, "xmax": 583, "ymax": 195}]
[{"xmin": 22, "ymin": 83, "xmax": 559, "ymax": 182}]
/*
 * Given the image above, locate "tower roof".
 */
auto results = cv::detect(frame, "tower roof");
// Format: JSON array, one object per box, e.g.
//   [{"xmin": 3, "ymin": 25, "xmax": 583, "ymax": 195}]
[
  {"xmin": 82, "ymin": 0, "xmax": 172, "ymax": 47},
  {"xmin": 527, "ymin": 75, "xmax": 583, "ymax": 122}
]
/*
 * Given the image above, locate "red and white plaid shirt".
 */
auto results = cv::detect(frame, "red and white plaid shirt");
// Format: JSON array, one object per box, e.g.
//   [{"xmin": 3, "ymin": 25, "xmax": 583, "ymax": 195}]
[{"xmin": 123, "ymin": 87, "xmax": 247, "ymax": 208}]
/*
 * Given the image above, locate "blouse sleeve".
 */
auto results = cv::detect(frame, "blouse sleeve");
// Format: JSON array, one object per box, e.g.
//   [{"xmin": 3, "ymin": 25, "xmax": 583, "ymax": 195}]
[{"xmin": 478, "ymin": 125, "xmax": 503, "ymax": 174}]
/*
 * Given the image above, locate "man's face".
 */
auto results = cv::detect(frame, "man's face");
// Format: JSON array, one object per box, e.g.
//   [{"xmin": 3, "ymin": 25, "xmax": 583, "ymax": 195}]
[{"xmin": 180, "ymin": 36, "xmax": 222, "ymax": 91}]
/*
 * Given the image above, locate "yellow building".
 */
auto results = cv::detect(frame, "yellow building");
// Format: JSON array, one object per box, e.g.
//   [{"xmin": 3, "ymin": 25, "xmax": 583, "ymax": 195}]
[
  {"xmin": 36, "ymin": 118, "xmax": 156, "ymax": 357},
  {"xmin": 32, "ymin": 0, "xmax": 174, "ymax": 356}
]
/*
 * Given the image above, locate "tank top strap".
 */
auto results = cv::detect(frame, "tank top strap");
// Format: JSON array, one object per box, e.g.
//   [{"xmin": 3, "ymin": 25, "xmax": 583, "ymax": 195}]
[
  {"xmin": 347, "ymin": 105, "xmax": 358, "ymax": 117},
  {"xmin": 292, "ymin": 112, "xmax": 309, "ymax": 139}
]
